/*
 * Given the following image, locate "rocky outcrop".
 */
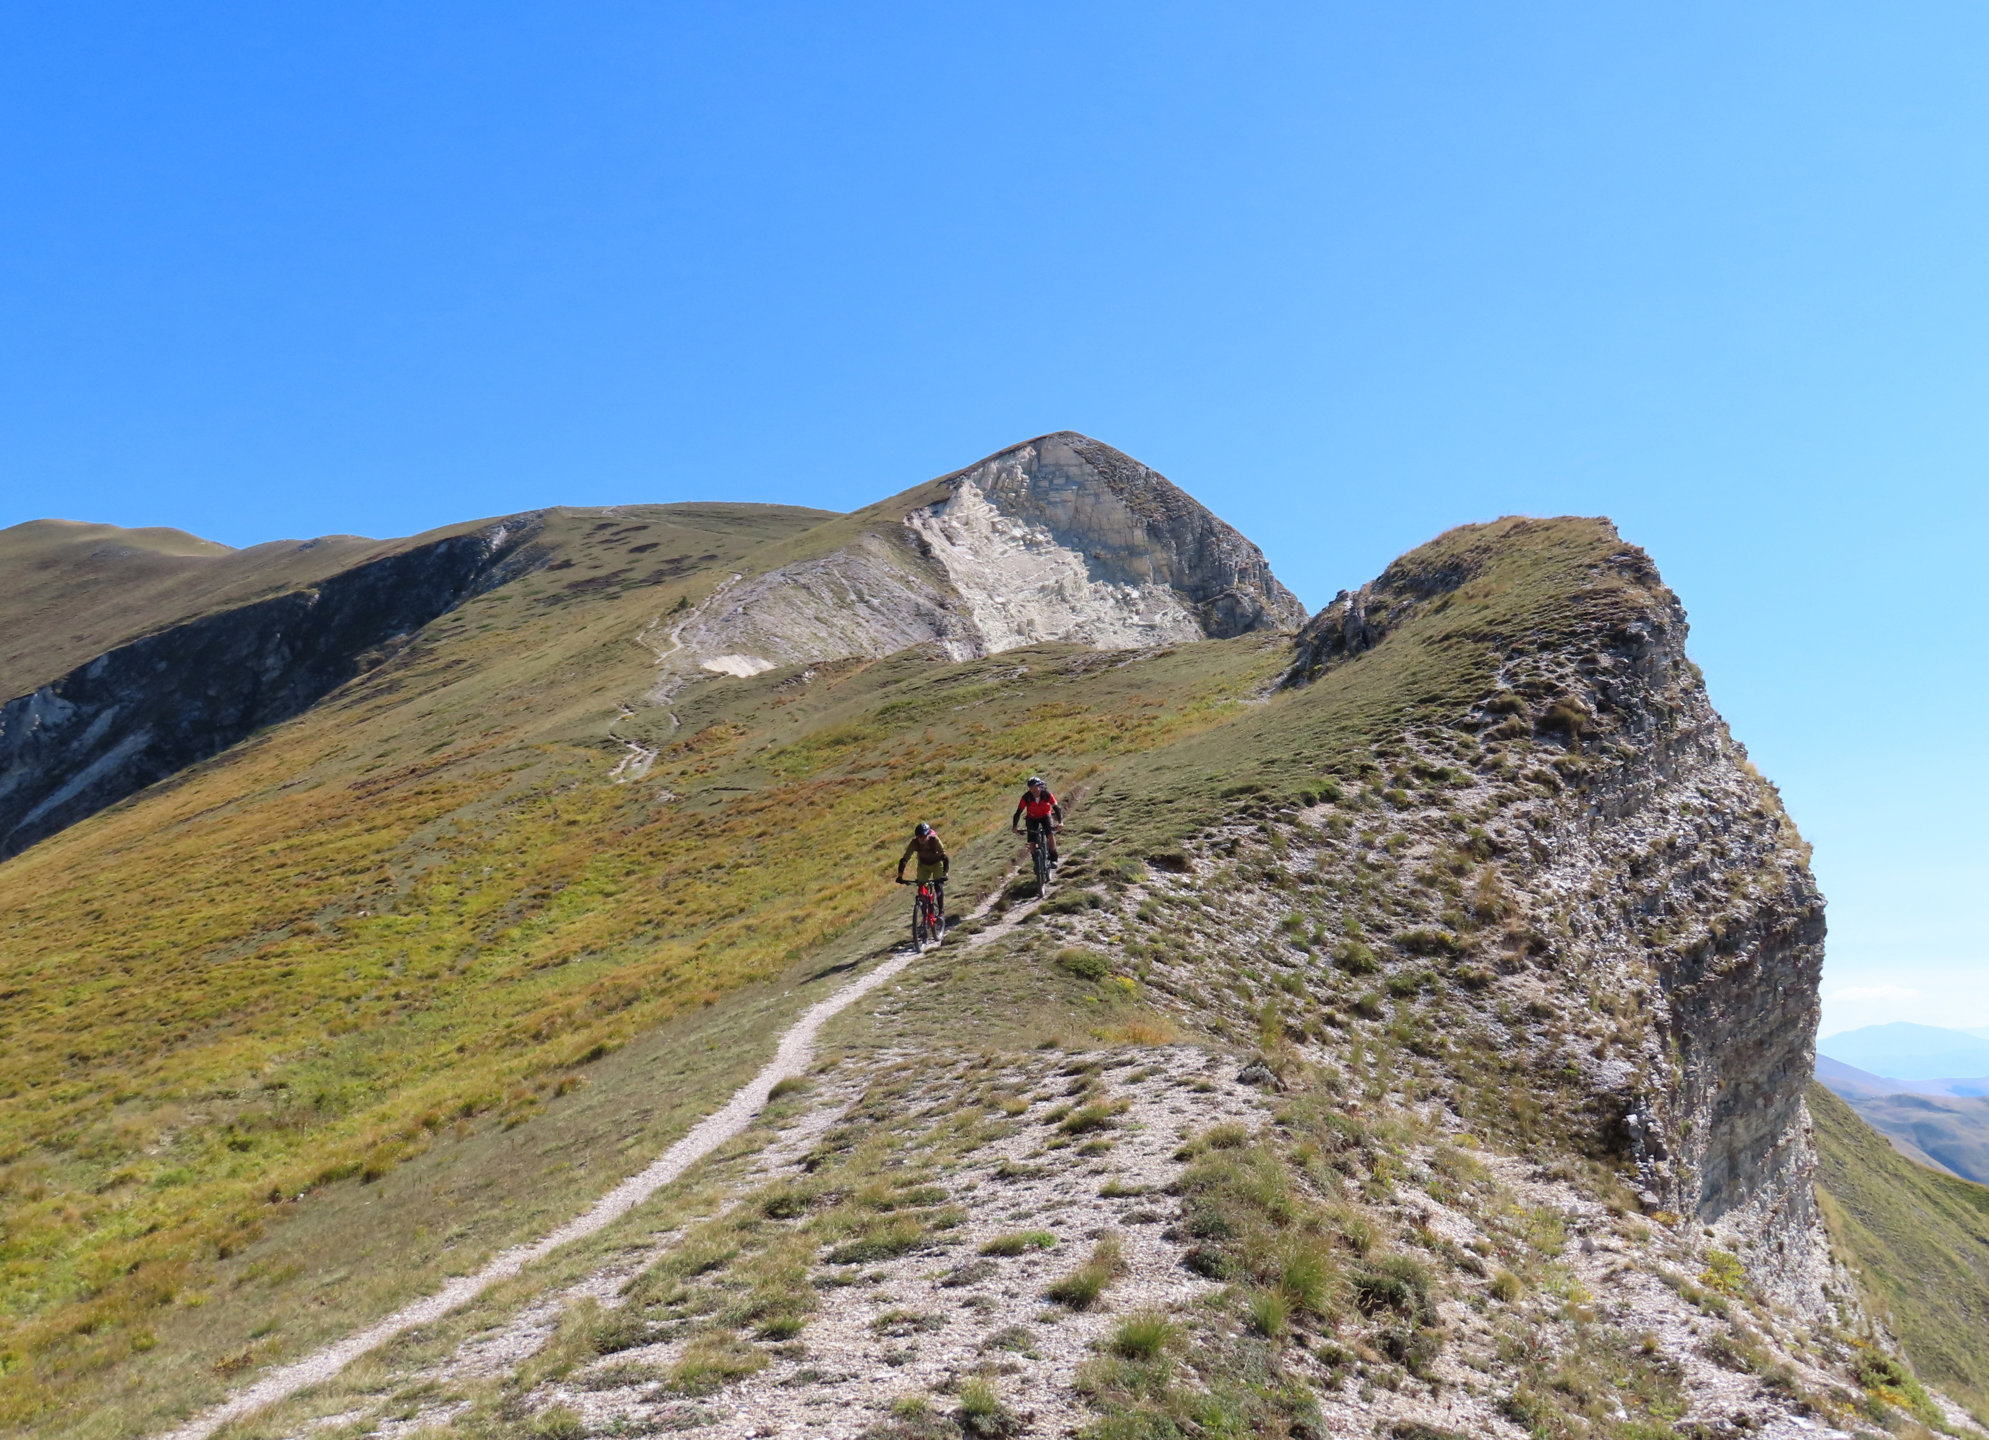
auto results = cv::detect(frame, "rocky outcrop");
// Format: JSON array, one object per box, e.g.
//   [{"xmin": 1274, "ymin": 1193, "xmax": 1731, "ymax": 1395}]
[
  {"xmin": 1285, "ymin": 520, "xmax": 1829, "ymax": 1306},
  {"xmin": 0, "ymin": 520, "xmax": 540, "ymax": 858},
  {"xmin": 909, "ymin": 432, "xmax": 1307, "ymax": 645},
  {"xmin": 666, "ymin": 434, "xmax": 1307, "ymax": 679}
]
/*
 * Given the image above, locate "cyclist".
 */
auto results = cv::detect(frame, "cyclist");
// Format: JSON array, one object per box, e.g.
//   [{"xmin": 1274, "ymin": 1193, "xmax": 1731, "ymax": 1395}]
[
  {"xmin": 1011, "ymin": 776, "xmax": 1063, "ymax": 867},
  {"xmin": 895, "ymin": 821, "xmax": 950, "ymax": 925}
]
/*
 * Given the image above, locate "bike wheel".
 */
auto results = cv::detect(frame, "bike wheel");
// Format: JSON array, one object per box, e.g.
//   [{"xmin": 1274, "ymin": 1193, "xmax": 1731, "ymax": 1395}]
[
  {"xmin": 1033, "ymin": 840, "xmax": 1051, "ymax": 890},
  {"xmin": 913, "ymin": 900, "xmax": 929, "ymax": 946}
]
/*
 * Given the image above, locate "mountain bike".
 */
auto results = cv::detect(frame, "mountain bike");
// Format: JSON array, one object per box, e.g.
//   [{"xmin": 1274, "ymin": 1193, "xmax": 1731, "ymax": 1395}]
[
  {"xmin": 909, "ymin": 878, "xmax": 944, "ymax": 947},
  {"xmin": 1023, "ymin": 818, "xmax": 1059, "ymax": 893}
]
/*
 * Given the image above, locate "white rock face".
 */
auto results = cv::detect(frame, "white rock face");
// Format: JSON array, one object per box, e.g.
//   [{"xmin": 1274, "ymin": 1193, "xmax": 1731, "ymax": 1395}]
[
  {"xmin": 697, "ymin": 655, "xmax": 777, "ymax": 678},
  {"xmin": 654, "ymin": 432, "xmax": 1307, "ymax": 685},
  {"xmin": 905, "ymin": 476, "xmax": 1206, "ymax": 653},
  {"xmin": 667, "ymin": 533, "xmax": 976, "ymax": 678}
]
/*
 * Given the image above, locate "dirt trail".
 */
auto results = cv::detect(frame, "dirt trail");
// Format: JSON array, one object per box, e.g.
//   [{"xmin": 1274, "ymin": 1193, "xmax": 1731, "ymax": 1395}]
[
  {"xmin": 636, "ymin": 572, "xmax": 741, "ymax": 732},
  {"xmin": 159, "ymin": 880, "xmax": 1020, "ymax": 1440},
  {"xmin": 608, "ymin": 573, "xmax": 744, "ymax": 779}
]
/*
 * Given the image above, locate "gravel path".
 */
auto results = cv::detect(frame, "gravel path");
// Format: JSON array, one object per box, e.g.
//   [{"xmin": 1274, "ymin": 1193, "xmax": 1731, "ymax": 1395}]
[{"xmin": 157, "ymin": 897, "xmax": 989, "ymax": 1440}]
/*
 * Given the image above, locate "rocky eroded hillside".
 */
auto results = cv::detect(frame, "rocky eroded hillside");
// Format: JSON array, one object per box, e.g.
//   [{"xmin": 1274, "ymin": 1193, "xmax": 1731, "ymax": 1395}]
[{"xmin": 0, "ymin": 437, "xmax": 1981, "ymax": 1440}]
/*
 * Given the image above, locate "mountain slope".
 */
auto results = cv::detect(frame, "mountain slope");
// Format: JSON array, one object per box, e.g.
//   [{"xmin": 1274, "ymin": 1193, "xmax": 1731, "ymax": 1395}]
[
  {"xmin": 0, "ymin": 449, "xmax": 1967, "ymax": 1440},
  {"xmin": 0, "ymin": 519, "xmax": 385, "ymax": 701},
  {"xmin": 1816, "ymin": 1060, "xmax": 1989, "ymax": 1184},
  {"xmin": 1813, "ymin": 1083, "xmax": 1989, "ymax": 1418}
]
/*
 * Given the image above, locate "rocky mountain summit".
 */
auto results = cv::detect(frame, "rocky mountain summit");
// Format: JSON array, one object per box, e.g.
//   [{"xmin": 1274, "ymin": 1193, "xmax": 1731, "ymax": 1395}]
[
  {"xmin": 0, "ymin": 441, "xmax": 1982, "ymax": 1440},
  {"xmin": 661, "ymin": 432, "xmax": 1303, "ymax": 682}
]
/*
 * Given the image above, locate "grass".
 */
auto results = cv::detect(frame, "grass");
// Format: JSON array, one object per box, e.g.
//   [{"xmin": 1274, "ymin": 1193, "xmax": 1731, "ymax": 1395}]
[
  {"xmin": 0, "ymin": 510, "xmax": 1282, "ymax": 1428},
  {"xmin": 1811, "ymin": 1082, "xmax": 1989, "ymax": 1422},
  {"xmin": 1108, "ymin": 1311, "xmax": 1178, "ymax": 1360},
  {"xmin": 978, "ymin": 1231, "xmax": 1056, "ymax": 1256},
  {"xmin": 1044, "ymin": 1233, "xmax": 1125, "ymax": 1310}
]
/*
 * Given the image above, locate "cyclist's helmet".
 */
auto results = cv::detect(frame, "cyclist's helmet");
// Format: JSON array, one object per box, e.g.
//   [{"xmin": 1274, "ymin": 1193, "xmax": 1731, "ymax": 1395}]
[
  {"xmin": 914, "ymin": 822, "xmax": 931, "ymax": 836},
  {"xmin": 1026, "ymin": 776, "xmax": 1045, "ymax": 787}
]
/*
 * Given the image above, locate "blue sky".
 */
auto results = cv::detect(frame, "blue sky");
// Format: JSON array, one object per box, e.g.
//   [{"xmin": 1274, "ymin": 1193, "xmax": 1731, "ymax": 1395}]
[{"xmin": 2, "ymin": 4, "xmax": 1983, "ymax": 1034}]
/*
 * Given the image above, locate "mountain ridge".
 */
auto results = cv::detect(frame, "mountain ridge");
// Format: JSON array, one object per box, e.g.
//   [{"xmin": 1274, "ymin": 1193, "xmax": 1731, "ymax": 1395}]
[{"xmin": 0, "ymin": 437, "xmax": 1979, "ymax": 1438}]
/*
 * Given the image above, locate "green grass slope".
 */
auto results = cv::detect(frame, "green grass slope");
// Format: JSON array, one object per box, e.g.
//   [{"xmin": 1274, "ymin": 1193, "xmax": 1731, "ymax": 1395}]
[
  {"xmin": 0, "ymin": 498, "xmax": 1278, "ymax": 1431},
  {"xmin": 6, "ymin": 502, "xmax": 1926, "ymax": 1440},
  {"xmin": 1811, "ymin": 1082, "xmax": 1989, "ymax": 1420},
  {"xmin": 0, "ymin": 519, "xmax": 377, "ymax": 700}
]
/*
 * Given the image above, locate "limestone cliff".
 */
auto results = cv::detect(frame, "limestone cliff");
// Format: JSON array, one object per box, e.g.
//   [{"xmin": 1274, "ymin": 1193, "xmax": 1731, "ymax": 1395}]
[
  {"xmin": 662, "ymin": 432, "xmax": 1306, "ymax": 681},
  {"xmin": 1287, "ymin": 519, "xmax": 1828, "ymax": 1305}
]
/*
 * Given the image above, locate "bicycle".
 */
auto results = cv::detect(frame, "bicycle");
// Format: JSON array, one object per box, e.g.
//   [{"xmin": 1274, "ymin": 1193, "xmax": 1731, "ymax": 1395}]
[
  {"xmin": 905, "ymin": 877, "xmax": 944, "ymax": 947},
  {"xmin": 1022, "ymin": 817, "xmax": 1060, "ymax": 893}
]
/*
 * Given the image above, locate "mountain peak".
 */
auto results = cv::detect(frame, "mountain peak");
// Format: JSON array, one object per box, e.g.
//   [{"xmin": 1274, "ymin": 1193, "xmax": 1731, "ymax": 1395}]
[{"xmin": 913, "ymin": 430, "xmax": 1308, "ymax": 643}]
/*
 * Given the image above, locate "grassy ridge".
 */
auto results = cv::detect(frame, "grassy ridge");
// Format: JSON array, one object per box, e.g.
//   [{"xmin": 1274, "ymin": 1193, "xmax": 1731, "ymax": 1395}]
[
  {"xmin": 1811, "ymin": 1083, "xmax": 1989, "ymax": 1421},
  {"xmin": 0, "ymin": 517, "xmax": 1280, "ymax": 1424},
  {"xmin": 0, "ymin": 505, "xmax": 1818, "ymax": 1432}
]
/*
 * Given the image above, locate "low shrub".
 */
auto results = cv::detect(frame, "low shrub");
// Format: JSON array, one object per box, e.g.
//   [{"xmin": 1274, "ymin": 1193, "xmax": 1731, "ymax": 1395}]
[
  {"xmin": 1055, "ymin": 948, "xmax": 1110, "ymax": 981},
  {"xmin": 1394, "ymin": 928, "xmax": 1466, "ymax": 958},
  {"xmin": 1334, "ymin": 941, "xmax": 1380, "ymax": 975},
  {"xmin": 1352, "ymin": 1256, "xmax": 1433, "ymax": 1321}
]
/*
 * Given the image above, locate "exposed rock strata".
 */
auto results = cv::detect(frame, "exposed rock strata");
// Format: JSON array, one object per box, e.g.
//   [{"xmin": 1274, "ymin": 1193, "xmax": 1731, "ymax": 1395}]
[
  {"xmin": 1287, "ymin": 523, "xmax": 1828, "ymax": 1307},
  {"xmin": 908, "ymin": 432, "xmax": 1306, "ymax": 646},
  {"xmin": 664, "ymin": 432, "xmax": 1306, "ymax": 678},
  {"xmin": 0, "ymin": 520, "xmax": 540, "ymax": 858}
]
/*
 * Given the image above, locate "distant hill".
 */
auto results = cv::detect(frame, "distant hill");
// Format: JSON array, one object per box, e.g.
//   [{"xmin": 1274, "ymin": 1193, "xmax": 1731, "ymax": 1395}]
[
  {"xmin": 1819, "ymin": 1021, "xmax": 1989, "ymax": 1082},
  {"xmin": 1816, "ymin": 1058, "xmax": 1989, "ymax": 1184}
]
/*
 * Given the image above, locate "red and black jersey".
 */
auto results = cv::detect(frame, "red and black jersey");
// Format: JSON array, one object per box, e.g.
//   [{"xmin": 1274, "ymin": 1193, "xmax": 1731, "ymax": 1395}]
[{"xmin": 1014, "ymin": 788, "xmax": 1061, "ymax": 822}]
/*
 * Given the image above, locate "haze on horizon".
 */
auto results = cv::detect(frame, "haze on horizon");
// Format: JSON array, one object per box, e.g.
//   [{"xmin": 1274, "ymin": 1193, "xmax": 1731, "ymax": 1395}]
[{"xmin": 1, "ymin": 3, "xmax": 1983, "ymax": 1030}]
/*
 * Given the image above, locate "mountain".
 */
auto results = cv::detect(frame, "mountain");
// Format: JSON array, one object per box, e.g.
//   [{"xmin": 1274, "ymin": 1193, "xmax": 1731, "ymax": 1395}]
[
  {"xmin": 2, "ymin": 435, "xmax": 1981, "ymax": 1440},
  {"xmin": 1820, "ymin": 1022, "xmax": 1989, "ymax": 1082},
  {"xmin": 1815, "ymin": 1056, "xmax": 1989, "ymax": 1184}
]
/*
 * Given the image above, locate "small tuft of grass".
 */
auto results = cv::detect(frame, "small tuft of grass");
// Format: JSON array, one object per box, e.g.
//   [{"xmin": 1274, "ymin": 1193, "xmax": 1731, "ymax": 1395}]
[
  {"xmin": 1108, "ymin": 1310, "xmax": 1179, "ymax": 1360},
  {"xmin": 530, "ymin": 1405, "xmax": 588, "ymax": 1440},
  {"xmin": 1046, "ymin": 1233, "xmax": 1125, "ymax": 1310},
  {"xmin": 955, "ymin": 1377, "xmax": 1025, "ymax": 1438},
  {"xmin": 981, "ymin": 1323, "xmax": 1036, "ymax": 1353},
  {"xmin": 980, "ymin": 1230, "xmax": 1057, "ymax": 1256},
  {"xmin": 1248, "ymin": 1288, "xmax": 1289, "ymax": 1338},
  {"xmin": 665, "ymin": 1332, "xmax": 767, "ymax": 1395}
]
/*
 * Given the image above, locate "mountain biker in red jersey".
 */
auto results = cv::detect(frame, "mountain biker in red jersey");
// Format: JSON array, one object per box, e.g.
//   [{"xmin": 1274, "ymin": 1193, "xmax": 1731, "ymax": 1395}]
[
  {"xmin": 896, "ymin": 821, "xmax": 949, "ymax": 923},
  {"xmin": 1012, "ymin": 776, "xmax": 1063, "ymax": 867}
]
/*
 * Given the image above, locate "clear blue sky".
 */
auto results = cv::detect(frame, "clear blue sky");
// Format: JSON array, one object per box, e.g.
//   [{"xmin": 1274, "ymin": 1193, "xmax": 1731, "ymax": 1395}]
[{"xmin": 2, "ymin": 4, "xmax": 1983, "ymax": 1034}]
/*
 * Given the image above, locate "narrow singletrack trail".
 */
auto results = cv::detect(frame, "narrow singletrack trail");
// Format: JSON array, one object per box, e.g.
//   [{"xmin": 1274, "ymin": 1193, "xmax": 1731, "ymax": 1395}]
[
  {"xmin": 159, "ymin": 879, "xmax": 1025, "ymax": 1440},
  {"xmin": 635, "ymin": 572, "xmax": 741, "ymax": 732}
]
